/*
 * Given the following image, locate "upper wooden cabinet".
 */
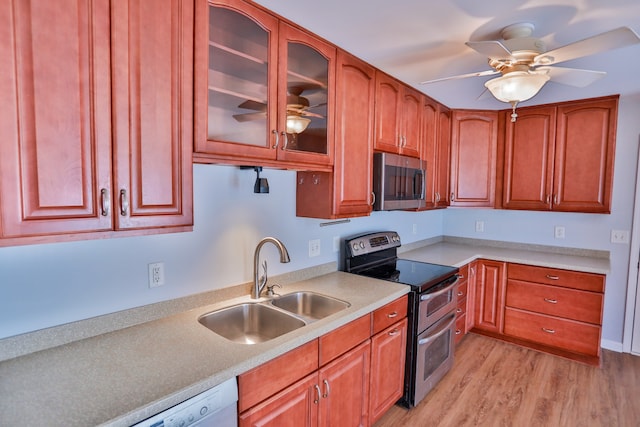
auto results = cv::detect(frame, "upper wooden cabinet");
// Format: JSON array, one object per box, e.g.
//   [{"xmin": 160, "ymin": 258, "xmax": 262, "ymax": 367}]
[
  {"xmin": 502, "ymin": 96, "xmax": 617, "ymax": 213},
  {"xmin": 296, "ymin": 50, "xmax": 375, "ymax": 219},
  {"xmin": 374, "ymin": 72, "xmax": 422, "ymax": 158},
  {"xmin": 0, "ymin": 0, "xmax": 193, "ymax": 242},
  {"xmin": 194, "ymin": 0, "xmax": 335, "ymax": 170},
  {"xmin": 421, "ymin": 97, "xmax": 451, "ymax": 209},
  {"xmin": 450, "ymin": 110, "xmax": 499, "ymax": 207}
]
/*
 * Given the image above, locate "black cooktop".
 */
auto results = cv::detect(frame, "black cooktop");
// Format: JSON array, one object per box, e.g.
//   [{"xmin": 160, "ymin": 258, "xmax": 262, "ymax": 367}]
[{"xmin": 355, "ymin": 258, "xmax": 458, "ymax": 291}]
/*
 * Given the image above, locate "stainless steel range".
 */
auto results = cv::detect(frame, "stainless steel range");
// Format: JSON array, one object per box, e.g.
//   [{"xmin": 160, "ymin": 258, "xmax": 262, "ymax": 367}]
[{"xmin": 343, "ymin": 231, "xmax": 459, "ymax": 407}]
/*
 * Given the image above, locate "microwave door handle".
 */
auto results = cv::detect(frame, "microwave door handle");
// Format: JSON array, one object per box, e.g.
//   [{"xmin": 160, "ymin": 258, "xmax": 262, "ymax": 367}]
[{"xmin": 414, "ymin": 169, "xmax": 425, "ymax": 200}]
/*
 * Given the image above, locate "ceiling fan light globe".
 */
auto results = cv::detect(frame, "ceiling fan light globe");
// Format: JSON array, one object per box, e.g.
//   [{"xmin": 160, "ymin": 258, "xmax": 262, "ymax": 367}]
[
  {"xmin": 286, "ymin": 115, "xmax": 311, "ymax": 134},
  {"xmin": 484, "ymin": 72, "xmax": 550, "ymax": 103}
]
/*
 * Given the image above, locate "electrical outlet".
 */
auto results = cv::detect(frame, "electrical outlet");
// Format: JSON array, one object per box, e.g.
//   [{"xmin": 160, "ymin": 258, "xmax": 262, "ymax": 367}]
[
  {"xmin": 611, "ymin": 229, "xmax": 630, "ymax": 244},
  {"xmin": 554, "ymin": 226, "xmax": 565, "ymax": 239},
  {"xmin": 475, "ymin": 221, "xmax": 484, "ymax": 232},
  {"xmin": 148, "ymin": 262, "xmax": 165, "ymax": 288},
  {"xmin": 333, "ymin": 236, "xmax": 340, "ymax": 252},
  {"xmin": 309, "ymin": 239, "xmax": 321, "ymax": 257}
]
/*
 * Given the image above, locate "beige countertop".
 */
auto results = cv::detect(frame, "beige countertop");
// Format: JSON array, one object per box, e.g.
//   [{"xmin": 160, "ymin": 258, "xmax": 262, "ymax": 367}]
[
  {"xmin": 0, "ymin": 238, "xmax": 609, "ymax": 427},
  {"xmin": 399, "ymin": 240, "xmax": 610, "ymax": 274},
  {"xmin": 0, "ymin": 272, "xmax": 408, "ymax": 427}
]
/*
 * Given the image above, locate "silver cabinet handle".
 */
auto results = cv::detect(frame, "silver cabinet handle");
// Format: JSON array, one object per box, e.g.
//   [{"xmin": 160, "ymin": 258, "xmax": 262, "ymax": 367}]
[
  {"xmin": 371, "ymin": 191, "xmax": 376, "ymax": 207},
  {"xmin": 100, "ymin": 188, "xmax": 110, "ymax": 216},
  {"xmin": 542, "ymin": 327, "xmax": 556, "ymax": 334},
  {"xmin": 546, "ymin": 275, "xmax": 560, "ymax": 280},
  {"xmin": 544, "ymin": 298, "xmax": 558, "ymax": 304},
  {"xmin": 457, "ymin": 291, "xmax": 464, "ymax": 297},
  {"xmin": 451, "ymin": 192, "xmax": 455, "ymax": 201},
  {"xmin": 455, "ymin": 329, "xmax": 462, "ymax": 335},
  {"xmin": 271, "ymin": 129, "xmax": 279, "ymax": 149},
  {"xmin": 322, "ymin": 379, "xmax": 330, "ymax": 398},
  {"xmin": 456, "ymin": 308, "xmax": 463, "ymax": 314},
  {"xmin": 119, "ymin": 189, "xmax": 129, "ymax": 216},
  {"xmin": 281, "ymin": 131, "xmax": 288, "ymax": 149},
  {"xmin": 387, "ymin": 311, "xmax": 398, "ymax": 318},
  {"xmin": 314, "ymin": 384, "xmax": 322, "ymax": 404},
  {"xmin": 388, "ymin": 328, "xmax": 399, "ymax": 336},
  {"xmin": 435, "ymin": 192, "xmax": 440, "ymax": 203},
  {"xmin": 554, "ymin": 194, "xmax": 558, "ymax": 205}
]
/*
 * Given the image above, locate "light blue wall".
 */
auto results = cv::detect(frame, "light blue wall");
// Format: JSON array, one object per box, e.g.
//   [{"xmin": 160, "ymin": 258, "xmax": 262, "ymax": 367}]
[{"xmin": 1, "ymin": 95, "xmax": 638, "ymax": 349}]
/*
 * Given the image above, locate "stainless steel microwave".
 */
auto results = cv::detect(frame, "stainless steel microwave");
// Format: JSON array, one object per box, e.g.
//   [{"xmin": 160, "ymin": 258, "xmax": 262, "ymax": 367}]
[{"xmin": 373, "ymin": 152, "xmax": 426, "ymax": 211}]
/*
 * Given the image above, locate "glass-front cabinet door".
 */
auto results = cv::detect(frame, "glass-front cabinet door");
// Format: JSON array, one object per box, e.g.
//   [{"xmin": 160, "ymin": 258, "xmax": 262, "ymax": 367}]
[{"xmin": 195, "ymin": 0, "xmax": 334, "ymax": 168}]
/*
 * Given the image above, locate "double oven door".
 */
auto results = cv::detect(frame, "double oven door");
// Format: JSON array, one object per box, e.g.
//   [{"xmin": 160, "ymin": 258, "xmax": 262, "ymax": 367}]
[{"xmin": 411, "ymin": 275, "xmax": 458, "ymax": 406}]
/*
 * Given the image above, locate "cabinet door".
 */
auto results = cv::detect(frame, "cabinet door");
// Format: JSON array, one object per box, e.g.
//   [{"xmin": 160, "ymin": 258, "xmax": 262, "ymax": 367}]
[
  {"xmin": 0, "ymin": 0, "xmax": 113, "ymax": 237},
  {"xmin": 450, "ymin": 110, "xmax": 498, "ymax": 207},
  {"xmin": 318, "ymin": 340, "xmax": 371, "ymax": 427},
  {"xmin": 111, "ymin": 0, "xmax": 194, "ymax": 229},
  {"xmin": 474, "ymin": 260, "xmax": 506, "ymax": 333},
  {"xmin": 400, "ymin": 87, "xmax": 422, "ymax": 158},
  {"xmin": 374, "ymin": 72, "xmax": 402, "ymax": 154},
  {"xmin": 422, "ymin": 98, "xmax": 439, "ymax": 208},
  {"xmin": 296, "ymin": 51, "xmax": 373, "ymax": 219},
  {"xmin": 276, "ymin": 23, "xmax": 335, "ymax": 166},
  {"xmin": 435, "ymin": 107, "xmax": 452, "ymax": 207},
  {"xmin": 503, "ymin": 106, "xmax": 556, "ymax": 210},
  {"xmin": 239, "ymin": 373, "xmax": 318, "ymax": 427},
  {"xmin": 369, "ymin": 319, "xmax": 407, "ymax": 424},
  {"xmin": 194, "ymin": 0, "xmax": 279, "ymax": 159},
  {"xmin": 553, "ymin": 97, "xmax": 617, "ymax": 213}
]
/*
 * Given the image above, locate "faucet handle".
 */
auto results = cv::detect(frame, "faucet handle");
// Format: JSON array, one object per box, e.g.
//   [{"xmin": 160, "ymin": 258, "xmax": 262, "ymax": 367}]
[{"xmin": 266, "ymin": 284, "xmax": 281, "ymax": 297}]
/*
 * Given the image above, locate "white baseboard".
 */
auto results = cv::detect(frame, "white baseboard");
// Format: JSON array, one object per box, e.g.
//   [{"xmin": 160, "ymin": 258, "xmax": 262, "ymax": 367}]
[{"xmin": 602, "ymin": 338, "xmax": 623, "ymax": 352}]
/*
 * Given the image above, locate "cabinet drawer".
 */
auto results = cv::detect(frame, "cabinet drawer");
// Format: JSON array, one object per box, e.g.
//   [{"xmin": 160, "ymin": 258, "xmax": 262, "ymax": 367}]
[
  {"xmin": 456, "ymin": 296, "xmax": 467, "ymax": 318},
  {"xmin": 238, "ymin": 339, "xmax": 319, "ymax": 412},
  {"xmin": 320, "ymin": 314, "xmax": 371, "ymax": 366},
  {"xmin": 372, "ymin": 295, "xmax": 408, "ymax": 334},
  {"xmin": 504, "ymin": 308, "xmax": 601, "ymax": 356},
  {"xmin": 506, "ymin": 279, "xmax": 603, "ymax": 324},
  {"xmin": 456, "ymin": 280, "xmax": 468, "ymax": 301},
  {"xmin": 455, "ymin": 314, "xmax": 467, "ymax": 344},
  {"xmin": 508, "ymin": 263, "xmax": 605, "ymax": 292}
]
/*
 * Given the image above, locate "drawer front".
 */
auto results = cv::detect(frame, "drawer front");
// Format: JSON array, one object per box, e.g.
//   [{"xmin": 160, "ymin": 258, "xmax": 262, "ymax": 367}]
[
  {"xmin": 455, "ymin": 314, "xmax": 467, "ymax": 344},
  {"xmin": 238, "ymin": 339, "xmax": 319, "ymax": 412},
  {"xmin": 506, "ymin": 280, "xmax": 603, "ymax": 324},
  {"xmin": 508, "ymin": 263, "xmax": 605, "ymax": 293},
  {"xmin": 320, "ymin": 314, "xmax": 371, "ymax": 366},
  {"xmin": 456, "ymin": 295, "xmax": 467, "ymax": 318},
  {"xmin": 504, "ymin": 307, "xmax": 601, "ymax": 356},
  {"xmin": 456, "ymin": 280, "xmax": 469, "ymax": 301},
  {"xmin": 372, "ymin": 295, "xmax": 408, "ymax": 334}
]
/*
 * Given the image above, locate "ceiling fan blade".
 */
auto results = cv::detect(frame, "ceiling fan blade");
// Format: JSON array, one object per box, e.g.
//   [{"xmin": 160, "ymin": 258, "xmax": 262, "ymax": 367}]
[
  {"xmin": 232, "ymin": 111, "xmax": 267, "ymax": 122},
  {"xmin": 237, "ymin": 99, "xmax": 267, "ymax": 111},
  {"xmin": 420, "ymin": 69, "xmax": 499, "ymax": 85},
  {"xmin": 465, "ymin": 40, "xmax": 514, "ymax": 60},
  {"xmin": 299, "ymin": 111, "xmax": 324, "ymax": 119},
  {"xmin": 536, "ymin": 66, "xmax": 606, "ymax": 87},
  {"xmin": 534, "ymin": 26, "xmax": 640, "ymax": 66}
]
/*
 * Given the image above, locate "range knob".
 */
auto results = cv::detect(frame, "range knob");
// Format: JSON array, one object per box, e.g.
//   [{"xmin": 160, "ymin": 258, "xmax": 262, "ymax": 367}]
[
  {"xmin": 359, "ymin": 241, "xmax": 366, "ymax": 249},
  {"xmin": 352, "ymin": 242, "xmax": 360, "ymax": 251}
]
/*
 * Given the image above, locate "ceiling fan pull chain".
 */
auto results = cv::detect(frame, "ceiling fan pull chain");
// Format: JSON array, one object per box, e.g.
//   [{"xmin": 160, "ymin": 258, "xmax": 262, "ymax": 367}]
[{"xmin": 510, "ymin": 101, "xmax": 519, "ymax": 122}]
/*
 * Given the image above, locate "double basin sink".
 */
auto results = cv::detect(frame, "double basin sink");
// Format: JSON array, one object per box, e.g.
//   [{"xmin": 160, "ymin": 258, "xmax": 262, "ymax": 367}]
[{"xmin": 198, "ymin": 292, "xmax": 350, "ymax": 345}]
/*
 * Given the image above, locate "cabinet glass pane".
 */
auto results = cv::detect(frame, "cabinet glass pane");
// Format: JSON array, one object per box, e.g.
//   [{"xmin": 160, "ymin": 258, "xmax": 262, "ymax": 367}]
[
  {"xmin": 285, "ymin": 42, "xmax": 328, "ymax": 154},
  {"xmin": 208, "ymin": 6, "xmax": 268, "ymax": 146}
]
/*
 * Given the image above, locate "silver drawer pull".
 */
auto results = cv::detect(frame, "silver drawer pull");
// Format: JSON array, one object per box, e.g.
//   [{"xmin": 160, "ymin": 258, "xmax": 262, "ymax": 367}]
[
  {"xmin": 314, "ymin": 384, "xmax": 321, "ymax": 404},
  {"xmin": 387, "ymin": 311, "xmax": 398, "ymax": 318},
  {"xmin": 455, "ymin": 329, "xmax": 462, "ymax": 335},
  {"xmin": 322, "ymin": 380, "xmax": 330, "ymax": 398},
  {"xmin": 542, "ymin": 327, "xmax": 556, "ymax": 334},
  {"xmin": 545, "ymin": 274, "xmax": 560, "ymax": 280},
  {"xmin": 544, "ymin": 298, "xmax": 558, "ymax": 304},
  {"xmin": 456, "ymin": 308, "xmax": 463, "ymax": 313},
  {"xmin": 457, "ymin": 291, "xmax": 464, "ymax": 297},
  {"xmin": 388, "ymin": 328, "xmax": 399, "ymax": 336}
]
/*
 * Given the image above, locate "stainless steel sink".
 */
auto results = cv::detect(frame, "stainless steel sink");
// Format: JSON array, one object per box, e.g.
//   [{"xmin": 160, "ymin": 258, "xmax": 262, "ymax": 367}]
[
  {"xmin": 270, "ymin": 292, "xmax": 350, "ymax": 320},
  {"xmin": 198, "ymin": 303, "xmax": 305, "ymax": 344}
]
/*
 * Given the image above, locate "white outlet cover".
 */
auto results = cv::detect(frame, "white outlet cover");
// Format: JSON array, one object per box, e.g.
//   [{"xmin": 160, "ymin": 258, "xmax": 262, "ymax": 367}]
[
  {"xmin": 309, "ymin": 239, "xmax": 321, "ymax": 257},
  {"xmin": 148, "ymin": 262, "xmax": 165, "ymax": 287}
]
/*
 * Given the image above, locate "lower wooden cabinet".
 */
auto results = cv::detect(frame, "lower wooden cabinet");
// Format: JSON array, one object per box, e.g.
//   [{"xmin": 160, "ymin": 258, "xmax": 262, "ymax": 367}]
[
  {"xmin": 239, "ymin": 295, "xmax": 408, "ymax": 427},
  {"xmin": 473, "ymin": 259, "xmax": 507, "ymax": 334},
  {"xmin": 369, "ymin": 318, "xmax": 407, "ymax": 423},
  {"xmin": 471, "ymin": 261, "xmax": 605, "ymax": 365}
]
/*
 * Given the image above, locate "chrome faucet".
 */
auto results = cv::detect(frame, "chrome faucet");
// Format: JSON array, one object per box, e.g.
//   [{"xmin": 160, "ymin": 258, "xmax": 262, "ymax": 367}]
[{"xmin": 253, "ymin": 237, "xmax": 290, "ymax": 299}]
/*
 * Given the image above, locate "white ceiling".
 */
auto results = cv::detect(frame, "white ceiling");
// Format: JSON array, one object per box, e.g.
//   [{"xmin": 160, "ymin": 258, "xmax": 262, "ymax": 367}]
[{"xmin": 253, "ymin": 0, "xmax": 640, "ymax": 109}]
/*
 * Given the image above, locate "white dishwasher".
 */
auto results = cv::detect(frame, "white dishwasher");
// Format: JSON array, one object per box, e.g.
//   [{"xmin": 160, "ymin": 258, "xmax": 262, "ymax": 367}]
[{"xmin": 132, "ymin": 377, "xmax": 238, "ymax": 427}]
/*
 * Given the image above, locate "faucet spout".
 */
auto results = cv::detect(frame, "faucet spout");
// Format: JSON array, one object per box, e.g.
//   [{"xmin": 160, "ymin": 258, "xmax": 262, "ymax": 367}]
[{"xmin": 253, "ymin": 237, "xmax": 290, "ymax": 299}]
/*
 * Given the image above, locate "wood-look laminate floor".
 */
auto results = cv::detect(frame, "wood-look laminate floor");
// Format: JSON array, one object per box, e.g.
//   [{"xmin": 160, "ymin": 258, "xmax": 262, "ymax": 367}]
[{"xmin": 374, "ymin": 333, "xmax": 640, "ymax": 427}]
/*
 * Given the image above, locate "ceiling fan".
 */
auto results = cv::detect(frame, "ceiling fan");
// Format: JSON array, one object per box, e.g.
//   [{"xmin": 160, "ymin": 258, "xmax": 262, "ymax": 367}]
[
  {"xmin": 420, "ymin": 23, "xmax": 640, "ymax": 121},
  {"xmin": 233, "ymin": 84, "xmax": 326, "ymax": 134}
]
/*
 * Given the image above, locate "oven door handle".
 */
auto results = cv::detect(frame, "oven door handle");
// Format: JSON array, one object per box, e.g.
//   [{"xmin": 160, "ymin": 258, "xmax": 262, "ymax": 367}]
[
  {"xmin": 419, "ymin": 276, "xmax": 459, "ymax": 301},
  {"xmin": 417, "ymin": 313, "xmax": 456, "ymax": 346}
]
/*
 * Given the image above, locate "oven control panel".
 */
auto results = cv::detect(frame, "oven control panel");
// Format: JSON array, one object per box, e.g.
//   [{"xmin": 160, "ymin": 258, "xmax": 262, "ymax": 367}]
[{"xmin": 345, "ymin": 231, "xmax": 401, "ymax": 256}]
